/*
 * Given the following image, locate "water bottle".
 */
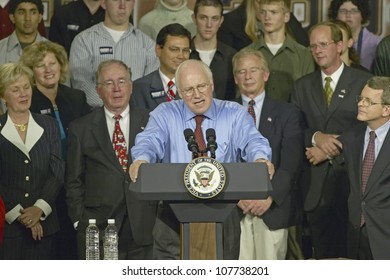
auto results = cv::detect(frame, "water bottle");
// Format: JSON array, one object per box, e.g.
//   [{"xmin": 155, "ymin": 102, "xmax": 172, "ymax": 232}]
[
  {"xmin": 85, "ymin": 219, "xmax": 100, "ymax": 260},
  {"xmin": 104, "ymin": 219, "xmax": 118, "ymax": 260}
]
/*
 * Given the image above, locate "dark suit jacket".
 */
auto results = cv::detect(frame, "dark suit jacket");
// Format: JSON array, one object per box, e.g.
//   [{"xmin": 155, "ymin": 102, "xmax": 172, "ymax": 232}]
[
  {"xmin": 341, "ymin": 123, "xmax": 390, "ymax": 259},
  {"xmin": 132, "ymin": 70, "xmax": 178, "ymax": 110},
  {"xmin": 30, "ymin": 84, "xmax": 91, "ymax": 135},
  {"xmin": 291, "ymin": 65, "xmax": 372, "ymax": 211},
  {"xmin": 66, "ymin": 106, "xmax": 157, "ymax": 250},
  {"xmin": 217, "ymin": 4, "xmax": 309, "ymax": 51},
  {"xmin": 0, "ymin": 113, "xmax": 64, "ymax": 239},
  {"xmin": 0, "ymin": 196, "xmax": 4, "ymax": 245},
  {"xmin": 190, "ymin": 40, "xmax": 236, "ymax": 100},
  {"xmin": 236, "ymin": 96, "xmax": 303, "ymax": 229}
]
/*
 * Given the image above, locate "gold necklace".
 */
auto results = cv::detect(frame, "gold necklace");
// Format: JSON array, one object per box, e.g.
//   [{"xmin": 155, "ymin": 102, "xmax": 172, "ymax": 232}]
[{"xmin": 14, "ymin": 123, "xmax": 28, "ymax": 132}]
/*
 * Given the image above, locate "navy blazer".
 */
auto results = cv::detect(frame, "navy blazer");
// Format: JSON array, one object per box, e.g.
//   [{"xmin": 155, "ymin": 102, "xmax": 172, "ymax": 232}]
[
  {"xmin": 0, "ymin": 113, "xmax": 64, "ymax": 238},
  {"xmin": 236, "ymin": 96, "xmax": 303, "ymax": 229},
  {"xmin": 30, "ymin": 84, "xmax": 91, "ymax": 135}
]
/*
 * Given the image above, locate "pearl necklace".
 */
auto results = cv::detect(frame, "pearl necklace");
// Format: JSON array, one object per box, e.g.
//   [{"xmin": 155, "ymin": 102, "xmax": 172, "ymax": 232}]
[{"xmin": 14, "ymin": 123, "xmax": 28, "ymax": 132}]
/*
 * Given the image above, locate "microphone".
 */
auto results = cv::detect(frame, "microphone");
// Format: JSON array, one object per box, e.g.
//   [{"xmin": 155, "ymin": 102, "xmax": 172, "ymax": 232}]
[
  {"xmin": 206, "ymin": 128, "xmax": 218, "ymax": 159},
  {"xmin": 184, "ymin": 128, "xmax": 199, "ymax": 158}
]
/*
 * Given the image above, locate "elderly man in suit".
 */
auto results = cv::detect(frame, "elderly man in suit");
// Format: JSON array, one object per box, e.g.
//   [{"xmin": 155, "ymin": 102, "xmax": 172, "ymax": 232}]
[
  {"xmin": 66, "ymin": 59, "xmax": 157, "ymax": 260},
  {"xmin": 233, "ymin": 48, "xmax": 303, "ymax": 259},
  {"xmin": 341, "ymin": 77, "xmax": 390, "ymax": 259},
  {"xmin": 131, "ymin": 23, "xmax": 191, "ymax": 110},
  {"xmin": 291, "ymin": 21, "xmax": 372, "ymax": 259}
]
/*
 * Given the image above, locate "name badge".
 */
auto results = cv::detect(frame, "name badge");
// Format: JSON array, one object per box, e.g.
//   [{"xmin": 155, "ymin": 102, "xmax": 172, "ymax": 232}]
[
  {"xmin": 67, "ymin": 24, "xmax": 79, "ymax": 31},
  {"xmin": 151, "ymin": 91, "xmax": 165, "ymax": 99},
  {"xmin": 99, "ymin": 47, "xmax": 113, "ymax": 55},
  {"xmin": 40, "ymin": 109, "xmax": 51, "ymax": 114}
]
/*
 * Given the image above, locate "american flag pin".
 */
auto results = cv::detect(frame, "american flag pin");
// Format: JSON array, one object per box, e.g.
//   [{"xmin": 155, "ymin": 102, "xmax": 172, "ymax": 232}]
[{"xmin": 267, "ymin": 117, "xmax": 272, "ymax": 122}]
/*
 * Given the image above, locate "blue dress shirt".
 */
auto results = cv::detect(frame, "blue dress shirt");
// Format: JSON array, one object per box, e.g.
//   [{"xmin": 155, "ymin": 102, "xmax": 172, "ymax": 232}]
[{"xmin": 131, "ymin": 99, "xmax": 272, "ymax": 163}]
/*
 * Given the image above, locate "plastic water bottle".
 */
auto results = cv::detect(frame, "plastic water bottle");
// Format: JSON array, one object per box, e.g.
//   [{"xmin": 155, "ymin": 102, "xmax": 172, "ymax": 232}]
[
  {"xmin": 104, "ymin": 219, "xmax": 118, "ymax": 260},
  {"xmin": 85, "ymin": 219, "xmax": 100, "ymax": 260}
]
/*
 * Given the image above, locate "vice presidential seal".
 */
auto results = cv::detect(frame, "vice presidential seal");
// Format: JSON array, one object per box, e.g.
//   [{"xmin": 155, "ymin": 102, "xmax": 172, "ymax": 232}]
[{"xmin": 183, "ymin": 157, "xmax": 226, "ymax": 199}]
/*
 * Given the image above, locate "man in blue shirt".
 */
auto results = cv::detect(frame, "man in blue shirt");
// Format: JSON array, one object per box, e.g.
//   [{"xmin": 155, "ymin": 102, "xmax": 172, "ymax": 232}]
[{"xmin": 130, "ymin": 59, "xmax": 273, "ymax": 259}]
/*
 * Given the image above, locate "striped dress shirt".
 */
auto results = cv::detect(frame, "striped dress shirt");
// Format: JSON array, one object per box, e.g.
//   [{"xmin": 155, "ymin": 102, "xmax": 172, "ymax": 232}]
[{"xmin": 69, "ymin": 22, "xmax": 160, "ymax": 108}]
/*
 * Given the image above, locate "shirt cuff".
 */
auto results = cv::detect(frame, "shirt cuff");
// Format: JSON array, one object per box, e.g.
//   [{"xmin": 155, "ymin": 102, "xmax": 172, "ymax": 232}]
[
  {"xmin": 5, "ymin": 204, "xmax": 23, "ymax": 224},
  {"xmin": 34, "ymin": 199, "xmax": 52, "ymax": 221},
  {"xmin": 312, "ymin": 131, "xmax": 321, "ymax": 147}
]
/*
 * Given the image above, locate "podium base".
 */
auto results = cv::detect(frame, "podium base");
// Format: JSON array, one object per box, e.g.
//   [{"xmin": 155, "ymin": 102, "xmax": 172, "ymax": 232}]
[{"xmin": 180, "ymin": 222, "xmax": 223, "ymax": 260}]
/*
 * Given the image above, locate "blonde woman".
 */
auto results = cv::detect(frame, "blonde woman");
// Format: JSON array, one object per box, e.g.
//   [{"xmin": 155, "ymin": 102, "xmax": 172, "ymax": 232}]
[{"xmin": 0, "ymin": 63, "xmax": 64, "ymax": 259}]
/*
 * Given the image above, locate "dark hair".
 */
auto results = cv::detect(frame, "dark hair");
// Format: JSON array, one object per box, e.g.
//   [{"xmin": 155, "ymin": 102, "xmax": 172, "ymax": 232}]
[
  {"xmin": 9, "ymin": 0, "xmax": 44, "ymax": 15},
  {"xmin": 328, "ymin": 0, "xmax": 370, "ymax": 25},
  {"xmin": 194, "ymin": 0, "xmax": 224, "ymax": 16},
  {"xmin": 156, "ymin": 23, "xmax": 192, "ymax": 47}
]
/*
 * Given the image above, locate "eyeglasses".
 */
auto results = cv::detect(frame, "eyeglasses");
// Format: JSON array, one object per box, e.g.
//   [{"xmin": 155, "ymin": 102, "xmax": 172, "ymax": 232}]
[
  {"xmin": 165, "ymin": 46, "xmax": 191, "ymax": 55},
  {"xmin": 356, "ymin": 96, "xmax": 388, "ymax": 106},
  {"xmin": 98, "ymin": 78, "xmax": 130, "ymax": 90},
  {"xmin": 338, "ymin": 8, "xmax": 360, "ymax": 15},
  {"xmin": 180, "ymin": 83, "xmax": 210, "ymax": 97},
  {"xmin": 308, "ymin": 41, "xmax": 335, "ymax": 51}
]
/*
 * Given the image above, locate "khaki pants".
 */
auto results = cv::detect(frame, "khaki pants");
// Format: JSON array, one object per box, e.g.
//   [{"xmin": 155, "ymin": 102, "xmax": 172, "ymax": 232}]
[{"xmin": 239, "ymin": 214, "xmax": 288, "ymax": 260}]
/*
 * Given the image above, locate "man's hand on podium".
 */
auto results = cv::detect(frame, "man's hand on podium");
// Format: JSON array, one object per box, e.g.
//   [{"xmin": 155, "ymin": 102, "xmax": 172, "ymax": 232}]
[
  {"xmin": 255, "ymin": 158, "xmax": 274, "ymax": 180},
  {"xmin": 129, "ymin": 160, "xmax": 148, "ymax": 183},
  {"xmin": 238, "ymin": 197, "xmax": 273, "ymax": 216}
]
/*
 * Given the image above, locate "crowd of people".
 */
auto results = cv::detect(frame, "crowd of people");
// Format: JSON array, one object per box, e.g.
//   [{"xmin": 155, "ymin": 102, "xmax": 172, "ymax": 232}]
[{"xmin": 0, "ymin": 0, "xmax": 390, "ymax": 261}]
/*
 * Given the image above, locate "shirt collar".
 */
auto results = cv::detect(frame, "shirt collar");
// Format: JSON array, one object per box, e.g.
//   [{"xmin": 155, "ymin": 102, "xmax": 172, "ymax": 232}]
[
  {"xmin": 158, "ymin": 69, "xmax": 175, "ymax": 90},
  {"xmin": 182, "ymin": 99, "xmax": 217, "ymax": 122},
  {"xmin": 366, "ymin": 118, "xmax": 390, "ymax": 144},
  {"xmin": 321, "ymin": 62, "xmax": 344, "ymax": 86},
  {"xmin": 104, "ymin": 105, "xmax": 130, "ymax": 120},
  {"xmin": 241, "ymin": 91, "xmax": 265, "ymax": 106}
]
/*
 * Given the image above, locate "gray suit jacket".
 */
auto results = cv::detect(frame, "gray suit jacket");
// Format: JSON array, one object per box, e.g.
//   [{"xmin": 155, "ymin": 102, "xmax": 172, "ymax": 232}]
[
  {"xmin": 132, "ymin": 70, "xmax": 177, "ymax": 110},
  {"xmin": 66, "ymin": 106, "xmax": 157, "ymax": 249},
  {"xmin": 342, "ymin": 123, "xmax": 390, "ymax": 259},
  {"xmin": 291, "ymin": 65, "xmax": 372, "ymax": 211}
]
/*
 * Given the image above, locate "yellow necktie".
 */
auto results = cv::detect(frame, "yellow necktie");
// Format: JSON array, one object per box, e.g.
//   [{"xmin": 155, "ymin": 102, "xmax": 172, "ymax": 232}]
[{"xmin": 324, "ymin": 77, "xmax": 333, "ymax": 106}]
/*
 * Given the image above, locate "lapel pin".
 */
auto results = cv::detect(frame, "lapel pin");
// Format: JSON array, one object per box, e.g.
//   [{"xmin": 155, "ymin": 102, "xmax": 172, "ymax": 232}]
[
  {"xmin": 141, "ymin": 126, "xmax": 145, "ymax": 130},
  {"xmin": 267, "ymin": 117, "xmax": 272, "ymax": 122},
  {"xmin": 338, "ymin": 89, "xmax": 346, "ymax": 98}
]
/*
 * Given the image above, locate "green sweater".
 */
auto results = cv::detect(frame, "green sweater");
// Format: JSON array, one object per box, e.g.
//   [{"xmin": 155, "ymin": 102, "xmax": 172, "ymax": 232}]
[{"xmin": 248, "ymin": 34, "xmax": 315, "ymax": 102}]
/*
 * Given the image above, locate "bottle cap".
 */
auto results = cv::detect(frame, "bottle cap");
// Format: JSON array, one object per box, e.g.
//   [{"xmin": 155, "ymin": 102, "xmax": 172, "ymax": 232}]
[
  {"xmin": 89, "ymin": 219, "xmax": 96, "ymax": 224},
  {"xmin": 107, "ymin": 219, "xmax": 115, "ymax": 224}
]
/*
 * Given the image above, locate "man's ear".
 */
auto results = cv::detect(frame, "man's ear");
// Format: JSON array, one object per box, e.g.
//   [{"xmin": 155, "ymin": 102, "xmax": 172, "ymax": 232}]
[{"xmin": 383, "ymin": 105, "xmax": 390, "ymax": 117}]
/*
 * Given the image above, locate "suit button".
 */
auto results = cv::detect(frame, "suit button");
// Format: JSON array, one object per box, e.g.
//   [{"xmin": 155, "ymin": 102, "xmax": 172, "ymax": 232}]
[
  {"xmin": 24, "ymin": 160, "xmax": 29, "ymax": 164},
  {"xmin": 25, "ymin": 176, "xmax": 30, "ymax": 181},
  {"xmin": 25, "ymin": 193, "xmax": 29, "ymax": 198}
]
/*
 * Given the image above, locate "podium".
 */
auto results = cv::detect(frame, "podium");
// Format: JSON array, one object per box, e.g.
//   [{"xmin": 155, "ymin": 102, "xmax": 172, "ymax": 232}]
[{"xmin": 130, "ymin": 162, "xmax": 272, "ymax": 259}]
